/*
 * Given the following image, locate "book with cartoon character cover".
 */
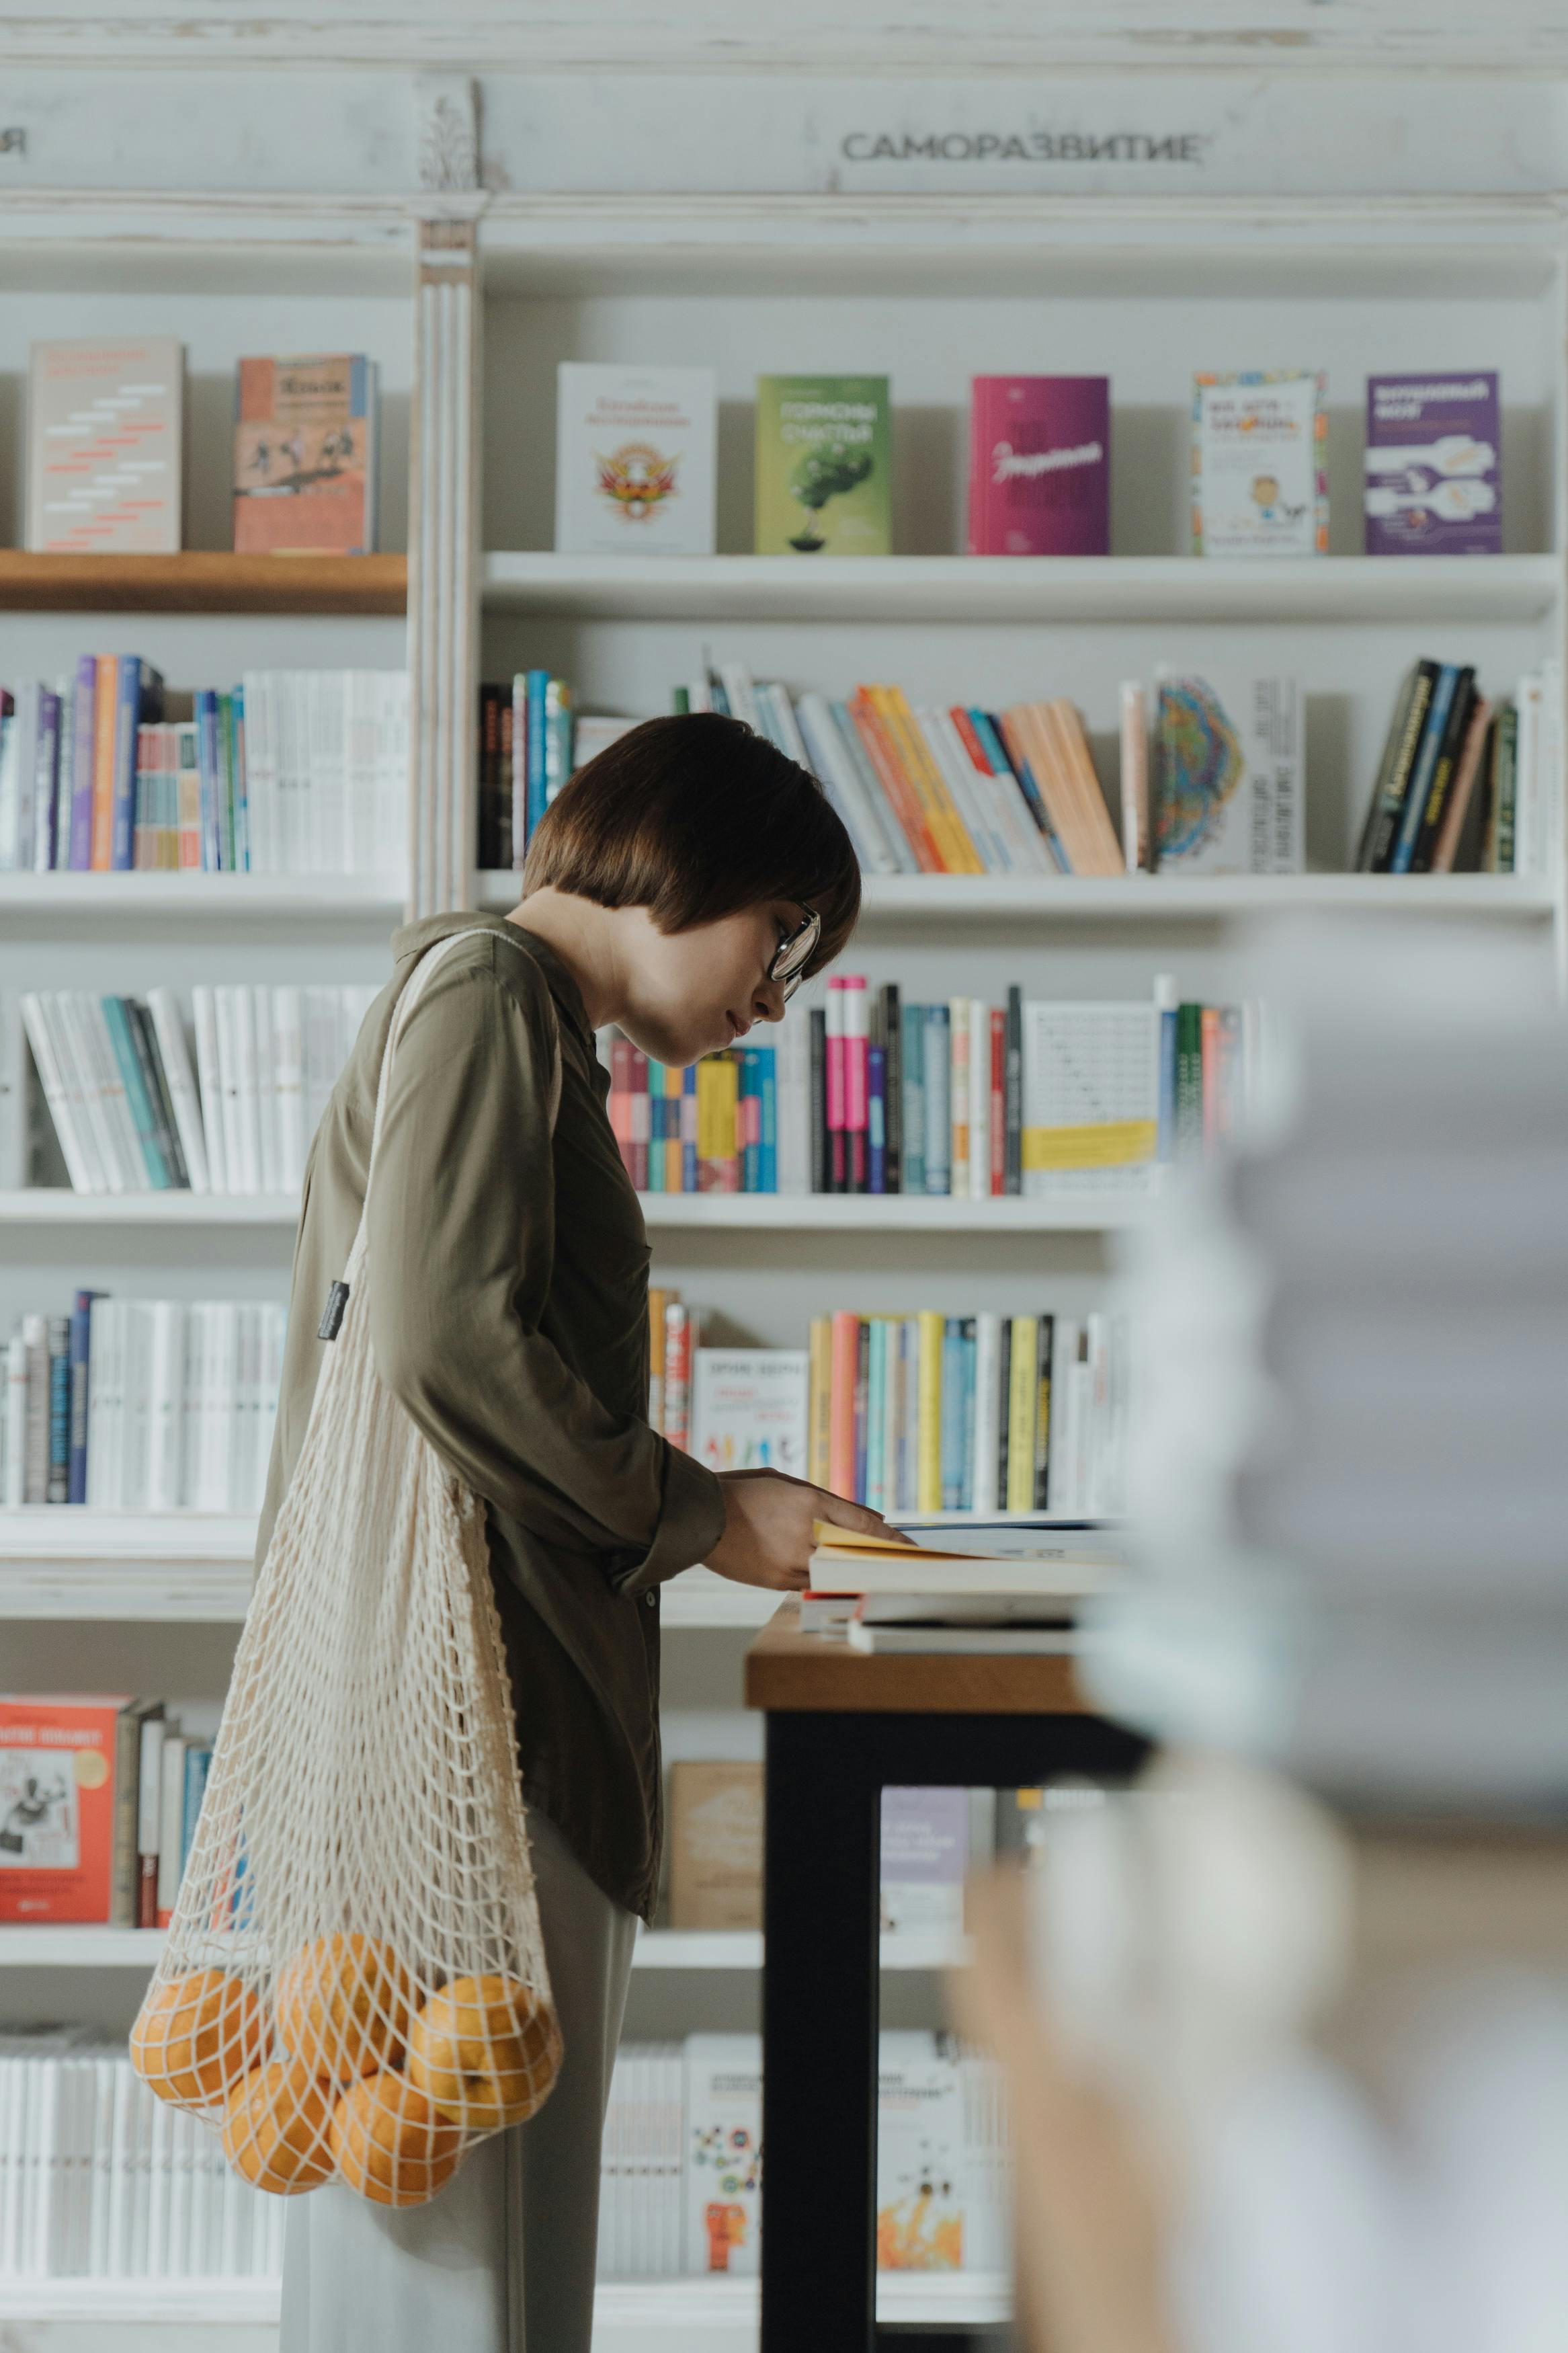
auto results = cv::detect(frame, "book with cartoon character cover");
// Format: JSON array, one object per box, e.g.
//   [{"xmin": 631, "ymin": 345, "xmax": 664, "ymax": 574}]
[
  {"xmin": 233, "ymin": 354, "xmax": 378, "ymax": 555},
  {"xmin": 1191, "ymin": 370, "xmax": 1327, "ymax": 557}
]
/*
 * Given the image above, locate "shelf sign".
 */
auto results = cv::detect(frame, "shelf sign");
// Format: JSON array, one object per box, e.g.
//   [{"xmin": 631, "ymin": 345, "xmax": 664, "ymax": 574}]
[{"xmin": 840, "ymin": 129, "xmax": 1207, "ymax": 167}]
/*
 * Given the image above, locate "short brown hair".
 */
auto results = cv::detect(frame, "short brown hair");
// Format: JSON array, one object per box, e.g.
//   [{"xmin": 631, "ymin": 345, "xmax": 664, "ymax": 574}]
[{"xmin": 522, "ymin": 713, "xmax": 860, "ymax": 975}]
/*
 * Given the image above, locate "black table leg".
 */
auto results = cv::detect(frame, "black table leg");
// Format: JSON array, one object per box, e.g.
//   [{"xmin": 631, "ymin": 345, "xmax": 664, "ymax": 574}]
[{"xmin": 761, "ymin": 1709, "xmax": 1149, "ymax": 2353}]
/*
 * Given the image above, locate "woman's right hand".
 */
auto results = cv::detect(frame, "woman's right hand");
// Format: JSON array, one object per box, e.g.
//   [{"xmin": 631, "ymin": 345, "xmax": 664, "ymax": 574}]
[{"xmin": 706, "ymin": 1468, "xmax": 911, "ymax": 1592}]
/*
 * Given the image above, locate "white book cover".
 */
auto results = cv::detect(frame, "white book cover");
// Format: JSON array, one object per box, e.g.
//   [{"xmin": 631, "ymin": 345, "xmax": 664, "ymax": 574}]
[
  {"xmin": 900, "ymin": 1315, "xmax": 921, "ymax": 1517},
  {"xmin": 69, "ymin": 996, "xmax": 136, "ymax": 1193},
  {"xmin": 190, "ymin": 986, "xmax": 227, "ymax": 1195},
  {"xmin": 212, "ymin": 988, "xmax": 245, "ymax": 1195},
  {"xmin": 717, "ymin": 661, "xmax": 761, "ymax": 734},
  {"xmin": 938, "ymin": 706, "xmax": 1050, "ymax": 877},
  {"xmin": 155, "ymin": 1732, "xmax": 186, "ymax": 1926},
  {"xmin": 27, "ymin": 337, "xmax": 183, "ymax": 554},
  {"xmin": 1190, "ymin": 369, "xmax": 1326, "ymax": 558},
  {"xmin": 146, "ymin": 1302, "xmax": 184, "ymax": 1511},
  {"xmin": 793, "ymin": 690, "xmax": 901, "ymax": 877},
  {"xmin": 308, "ymin": 672, "xmax": 347, "ymax": 875},
  {"xmin": 144, "ymin": 2085, "xmax": 171, "ymax": 2278},
  {"xmin": 876, "ymin": 2033, "xmax": 965, "ymax": 2270},
  {"xmin": 774, "ymin": 1000, "xmax": 811, "ymax": 1196},
  {"xmin": 105, "ymin": 2061, "xmax": 134, "ymax": 2276},
  {"xmin": 83, "ymin": 1300, "xmax": 112, "ymax": 1508},
  {"xmin": 1119, "ymin": 680, "xmax": 1149, "ymax": 873},
  {"xmin": 239, "ymin": 672, "xmax": 274, "ymax": 875},
  {"xmin": 145, "ymin": 988, "xmax": 210, "ymax": 1194},
  {"xmin": 1153, "ymin": 665, "xmax": 1303, "ymax": 875},
  {"xmin": 272, "ymin": 986, "xmax": 307, "ymax": 1193},
  {"xmin": 231, "ymin": 987, "xmax": 263, "ymax": 1194},
  {"xmin": 119, "ymin": 1304, "xmax": 155, "ymax": 1510},
  {"xmin": 880, "ymin": 1790, "xmax": 968, "ymax": 1938},
  {"xmin": 918, "ymin": 708, "xmax": 1001, "ymax": 875},
  {"xmin": 1048, "ymin": 1315, "xmax": 1079, "ymax": 1516},
  {"xmin": 233, "ymin": 1304, "xmax": 260, "ymax": 1515},
  {"xmin": 11, "ymin": 684, "xmax": 42, "ymax": 877},
  {"xmin": 19, "ymin": 994, "xmax": 88, "ymax": 1195},
  {"xmin": 693, "ymin": 1349, "xmax": 809, "ymax": 1477},
  {"xmin": 1021, "ymin": 1000, "xmax": 1159, "ymax": 1197},
  {"xmin": 251, "ymin": 986, "xmax": 280, "ymax": 1195},
  {"xmin": 87, "ymin": 2056, "xmax": 116, "ymax": 2276},
  {"xmin": 303, "ymin": 986, "xmax": 345, "ymax": 1135},
  {"xmin": 47, "ymin": 996, "xmax": 112, "ymax": 1195},
  {"xmin": 555, "ymin": 363, "xmax": 716, "ymax": 557},
  {"xmin": 685, "ymin": 2035, "xmax": 762, "ymax": 2277}
]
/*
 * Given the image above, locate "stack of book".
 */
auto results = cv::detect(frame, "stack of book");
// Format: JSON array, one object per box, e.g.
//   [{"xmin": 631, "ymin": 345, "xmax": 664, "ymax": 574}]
[
  {"xmin": 1, "ymin": 1293, "xmax": 284, "ymax": 1512},
  {"xmin": 808, "ymin": 1314, "xmax": 1131, "ymax": 1517},
  {"xmin": 474, "ymin": 686, "xmax": 634, "ymax": 871},
  {"xmin": 605, "ymin": 977, "xmax": 1251, "ymax": 1198},
  {"xmin": 22, "ymin": 982, "xmax": 375, "ymax": 1195},
  {"xmin": 0, "ymin": 663, "xmax": 408, "ymax": 877},
  {"xmin": 0, "ymin": 1696, "xmax": 210, "ymax": 1927},
  {"xmin": 595, "ymin": 2032, "xmax": 1009, "ymax": 2281},
  {"xmin": 0, "ymin": 2030, "xmax": 284, "ymax": 2279},
  {"xmin": 804, "ymin": 1523, "xmax": 1124, "ymax": 1657},
  {"xmin": 1355, "ymin": 662, "xmax": 1551, "ymax": 876}
]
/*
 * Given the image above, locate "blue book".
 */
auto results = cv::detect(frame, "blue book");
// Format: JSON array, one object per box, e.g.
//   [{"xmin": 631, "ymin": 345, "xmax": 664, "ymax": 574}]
[
  {"xmin": 923, "ymin": 1006, "xmax": 951, "ymax": 1195},
  {"xmin": 741, "ymin": 1048, "xmax": 761, "ymax": 1191},
  {"xmin": 682, "ymin": 1065, "xmax": 698, "ymax": 1193},
  {"xmin": 1389, "ymin": 664, "xmax": 1458, "ymax": 875},
  {"xmin": 68, "ymin": 1289, "xmax": 98, "ymax": 1504},
  {"xmin": 230, "ymin": 684, "xmax": 250, "ymax": 872},
  {"xmin": 758, "ymin": 1048, "xmax": 777, "ymax": 1193},
  {"xmin": 109, "ymin": 657, "xmax": 162, "ymax": 872},
  {"xmin": 526, "ymin": 670, "xmax": 550, "ymax": 841},
  {"xmin": 1157, "ymin": 988, "xmax": 1178, "ymax": 1162},
  {"xmin": 194, "ymin": 690, "xmax": 221, "ymax": 870},
  {"xmin": 67, "ymin": 656, "xmax": 96, "ymax": 871},
  {"xmin": 48, "ymin": 1326, "xmax": 70, "ymax": 1504},
  {"xmin": 35, "ymin": 688, "xmax": 60, "ymax": 872},
  {"xmin": 941, "ymin": 1318, "xmax": 967, "ymax": 1510},
  {"xmin": 971, "ymin": 708, "xmax": 1070, "ymax": 874},
  {"xmin": 180, "ymin": 1746, "xmax": 212, "ymax": 1879},
  {"xmin": 101, "ymin": 997, "xmax": 170, "ymax": 1187},
  {"xmin": 867, "ymin": 1043, "xmax": 886, "ymax": 1194},
  {"xmin": 901, "ymin": 1004, "xmax": 925, "ymax": 1193}
]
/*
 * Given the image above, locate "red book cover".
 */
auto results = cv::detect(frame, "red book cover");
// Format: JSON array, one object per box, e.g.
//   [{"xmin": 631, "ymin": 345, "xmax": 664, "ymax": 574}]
[
  {"xmin": 968, "ymin": 376, "xmax": 1110, "ymax": 557},
  {"xmin": 989, "ymin": 1008, "xmax": 1006, "ymax": 1196},
  {"xmin": 0, "ymin": 1697, "xmax": 126, "ymax": 1923}
]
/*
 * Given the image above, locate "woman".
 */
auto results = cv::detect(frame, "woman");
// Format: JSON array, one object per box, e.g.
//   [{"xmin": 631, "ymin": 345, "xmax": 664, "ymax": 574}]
[{"xmin": 263, "ymin": 712, "xmax": 896, "ymax": 2352}]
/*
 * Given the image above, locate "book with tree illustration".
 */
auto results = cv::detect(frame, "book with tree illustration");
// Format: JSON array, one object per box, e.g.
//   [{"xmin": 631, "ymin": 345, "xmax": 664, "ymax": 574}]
[{"xmin": 754, "ymin": 375, "xmax": 891, "ymax": 555}]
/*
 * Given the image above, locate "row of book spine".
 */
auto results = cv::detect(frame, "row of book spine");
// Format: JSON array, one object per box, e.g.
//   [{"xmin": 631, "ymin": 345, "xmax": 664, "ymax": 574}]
[
  {"xmin": 0, "ymin": 665, "xmax": 407, "ymax": 877},
  {"xmin": 0, "ymin": 2041, "xmax": 281, "ymax": 2280},
  {"xmin": 1, "ymin": 1296, "xmax": 284, "ymax": 1513},
  {"xmin": 1356, "ymin": 663, "xmax": 1551, "ymax": 875},
  {"xmin": 24, "ymin": 984, "xmax": 376, "ymax": 1196},
  {"xmin": 475, "ymin": 672, "xmax": 576, "ymax": 870},
  {"xmin": 807, "ymin": 1308, "xmax": 1129, "ymax": 1519}
]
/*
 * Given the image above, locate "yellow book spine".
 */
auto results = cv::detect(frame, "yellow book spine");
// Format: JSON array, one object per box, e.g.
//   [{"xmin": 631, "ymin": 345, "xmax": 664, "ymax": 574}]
[
  {"xmin": 916, "ymin": 1308, "xmax": 944, "ymax": 1514},
  {"xmin": 884, "ymin": 682, "xmax": 985, "ymax": 875},
  {"xmin": 1006, "ymin": 1316, "xmax": 1038, "ymax": 1513},
  {"xmin": 647, "ymin": 1289, "xmax": 669, "ymax": 1431},
  {"xmin": 696, "ymin": 1062, "xmax": 719, "ymax": 1163},
  {"xmin": 808, "ymin": 1315, "xmax": 833, "ymax": 1488},
  {"xmin": 949, "ymin": 996, "xmax": 970, "ymax": 1195},
  {"xmin": 718, "ymin": 1055, "xmax": 740, "ymax": 1166},
  {"xmin": 871, "ymin": 685, "xmax": 985, "ymax": 876}
]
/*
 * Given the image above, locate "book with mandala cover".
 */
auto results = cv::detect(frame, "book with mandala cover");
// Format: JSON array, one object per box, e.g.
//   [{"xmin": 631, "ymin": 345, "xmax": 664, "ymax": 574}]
[
  {"xmin": 1153, "ymin": 664, "xmax": 1303, "ymax": 873},
  {"xmin": 555, "ymin": 364, "xmax": 716, "ymax": 555},
  {"xmin": 1191, "ymin": 369, "xmax": 1327, "ymax": 557}
]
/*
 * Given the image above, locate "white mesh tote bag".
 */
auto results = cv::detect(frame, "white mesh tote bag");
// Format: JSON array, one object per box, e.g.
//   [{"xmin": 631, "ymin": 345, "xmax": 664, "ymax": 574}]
[{"xmin": 131, "ymin": 930, "xmax": 563, "ymax": 2204}]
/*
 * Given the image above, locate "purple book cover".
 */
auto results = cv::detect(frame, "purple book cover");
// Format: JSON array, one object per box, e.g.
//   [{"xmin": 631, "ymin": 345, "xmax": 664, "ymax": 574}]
[
  {"xmin": 968, "ymin": 375, "xmax": 1110, "ymax": 556},
  {"xmin": 67, "ymin": 655, "xmax": 96, "ymax": 871},
  {"xmin": 1364, "ymin": 372, "xmax": 1500, "ymax": 555}
]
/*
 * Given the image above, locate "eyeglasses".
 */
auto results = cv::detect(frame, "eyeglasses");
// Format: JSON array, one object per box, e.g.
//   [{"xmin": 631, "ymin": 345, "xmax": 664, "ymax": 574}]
[{"xmin": 767, "ymin": 905, "xmax": 820, "ymax": 1002}]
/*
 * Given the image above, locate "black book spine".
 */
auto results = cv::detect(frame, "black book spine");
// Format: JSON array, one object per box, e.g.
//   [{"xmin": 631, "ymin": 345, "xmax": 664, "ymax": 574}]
[
  {"xmin": 477, "ymin": 685, "xmax": 499, "ymax": 868},
  {"xmin": 126, "ymin": 998, "xmax": 189, "ymax": 1188},
  {"xmin": 881, "ymin": 982, "xmax": 902, "ymax": 1195},
  {"xmin": 1034, "ymin": 1314, "xmax": 1055, "ymax": 1511},
  {"xmin": 996, "ymin": 1316, "xmax": 1013, "ymax": 1511},
  {"xmin": 1004, "ymin": 986, "xmax": 1024, "ymax": 1196},
  {"xmin": 1409, "ymin": 670, "xmax": 1477, "ymax": 874},
  {"xmin": 1355, "ymin": 662, "xmax": 1419, "ymax": 871},
  {"xmin": 809, "ymin": 1008, "xmax": 827, "ymax": 1193},
  {"xmin": 1366, "ymin": 661, "xmax": 1438, "ymax": 874}
]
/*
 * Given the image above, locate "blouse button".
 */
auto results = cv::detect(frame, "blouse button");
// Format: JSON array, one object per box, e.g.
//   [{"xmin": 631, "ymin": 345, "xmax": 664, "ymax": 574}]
[{"xmin": 645, "ymin": 1591, "xmax": 657, "ymax": 1608}]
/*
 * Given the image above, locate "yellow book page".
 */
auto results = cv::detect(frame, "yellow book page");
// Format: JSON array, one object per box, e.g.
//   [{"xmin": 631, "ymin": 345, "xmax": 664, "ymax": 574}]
[
  {"xmin": 915, "ymin": 1310, "xmax": 944, "ymax": 1515},
  {"xmin": 1022, "ymin": 1120, "xmax": 1158, "ymax": 1172},
  {"xmin": 877, "ymin": 685, "xmax": 985, "ymax": 874},
  {"xmin": 808, "ymin": 1318, "xmax": 833, "ymax": 1489},
  {"xmin": 1006, "ymin": 1316, "xmax": 1038, "ymax": 1514}
]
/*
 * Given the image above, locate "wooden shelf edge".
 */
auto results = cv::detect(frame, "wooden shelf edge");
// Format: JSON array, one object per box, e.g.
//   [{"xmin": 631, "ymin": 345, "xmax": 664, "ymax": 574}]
[{"xmin": 0, "ymin": 551, "xmax": 407, "ymax": 616}]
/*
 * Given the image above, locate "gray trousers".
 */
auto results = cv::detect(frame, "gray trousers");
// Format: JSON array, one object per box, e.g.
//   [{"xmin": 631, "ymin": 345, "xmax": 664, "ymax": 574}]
[{"xmin": 280, "ymin": 1807, "xmax": 638, "ymax": 2353}]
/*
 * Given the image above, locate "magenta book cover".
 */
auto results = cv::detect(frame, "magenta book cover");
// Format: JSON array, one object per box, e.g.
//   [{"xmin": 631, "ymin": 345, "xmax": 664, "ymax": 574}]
[{"xmin": 967, "ymin": 376, "xmax": 1110, "ymax": 556}]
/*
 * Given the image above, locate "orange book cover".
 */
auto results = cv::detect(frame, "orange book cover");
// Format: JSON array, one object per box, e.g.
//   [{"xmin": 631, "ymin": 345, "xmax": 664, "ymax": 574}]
[
  {"xmin": 874, "ymin": 686, "xmax": 984, "ymax": 875},
  {"xmin": 89, "ymin": 655, "xmax": 118, "ymax": 870},
  {"xmin": 1044, "ymin": 699, "xmax": 1124, "ymax": 876},
  {"xmin": 0, "ymin": 1696, "xmax": 126, "ymax": 1922},
  {"xmin": 846, "ymin": 690, "xmax": 945, "ymax": 873},
  {"xmin": 233, "ymin": 354, "xmax": 378, "ymax": 555},
  {"xmin": 808, "ymin": 1316, "xmax": 833, "ymax": 1488},
  {"xmin": 829, "ymin": 1311, "xmax": 861, "ymax": 1500}
]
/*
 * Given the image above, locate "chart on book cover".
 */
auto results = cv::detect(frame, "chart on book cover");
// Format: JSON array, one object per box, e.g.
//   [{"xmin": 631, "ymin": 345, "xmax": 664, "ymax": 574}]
[{"xmin": 1020, "ymin": 1004, "xmax": 1159, "ymax": 1195}]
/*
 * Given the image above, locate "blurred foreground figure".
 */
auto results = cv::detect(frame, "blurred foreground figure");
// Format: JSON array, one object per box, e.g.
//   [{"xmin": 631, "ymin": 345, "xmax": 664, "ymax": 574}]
[{"xmin": 954, "ymin": 920, "xmax": 1568, "ymax": 2353}]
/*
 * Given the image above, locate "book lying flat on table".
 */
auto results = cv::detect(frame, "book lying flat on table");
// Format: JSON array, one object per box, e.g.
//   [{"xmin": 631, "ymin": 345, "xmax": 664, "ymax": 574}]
[
  {"xmin": 845, "ymin": 1618, "xmax": 1079, "ymax": 1657},
  {"xmin": 807, "ymin": 1519, "xmax": 1126, "ymax": 1597}
]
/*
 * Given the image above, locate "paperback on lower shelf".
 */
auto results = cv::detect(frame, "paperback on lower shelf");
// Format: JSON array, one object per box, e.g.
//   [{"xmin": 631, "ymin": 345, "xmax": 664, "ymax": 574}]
[
  {"xmin": 1, "ymin": 1293, "xmax": 283, "ymax": 1511},
  {"xmin": 0, "ymin": 662, "xmax": 408, "ymax": 877},
  {"xmin": 0, "ymin": 2030, "xmax": 282, "ymax": 2280},
  {"xmin": 22, "ymin": 982, "xmax": 376, "ymax": 1195},
  {"xmin": 0, "ymin": 1698, "xmax": 208, "ymax": 1928},
  {"xmin": 608, "ymin": 973, "xmax": 1255, "ymax": 1197}
]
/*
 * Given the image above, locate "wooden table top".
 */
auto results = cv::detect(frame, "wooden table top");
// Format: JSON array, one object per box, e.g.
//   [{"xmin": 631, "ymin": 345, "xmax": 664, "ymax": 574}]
[{"xmin": 744, "ymin": 1598, "xmax": 1093, "ymax": 1716}]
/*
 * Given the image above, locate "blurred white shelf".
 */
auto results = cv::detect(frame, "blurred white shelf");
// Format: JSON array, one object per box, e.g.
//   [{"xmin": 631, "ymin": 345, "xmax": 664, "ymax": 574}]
[
  {"xmin": 638, "ymin": 1192, "xmax": 1148, "ymax": 1232},
  {"xmin": 0, "ymin": 1923, "xmax": 971, "ymax": 1973},
  {"xmin": 478, "ymin": 868, "xmax": 1555, "ymax": 925},
  {"xmin": 0, "ymin": 1190, "xmax": 300, "ymax": 1227},
  {"xmin": 481, "ymin": 549, "xmax": 1561, "ymax": 625},
  {"xmin": 0, "ymin": 2272, "xmax": 1009, "ymax": 2335},
  {"xmin": 0, "ymin": 871, "xmax": 405, "ymax": 921}
]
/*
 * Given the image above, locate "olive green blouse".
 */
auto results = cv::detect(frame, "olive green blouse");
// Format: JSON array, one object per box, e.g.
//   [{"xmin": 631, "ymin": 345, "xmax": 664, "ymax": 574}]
[{"xmin": 255, "ymin": 910, "xmax": 728, "ymax": 1921}]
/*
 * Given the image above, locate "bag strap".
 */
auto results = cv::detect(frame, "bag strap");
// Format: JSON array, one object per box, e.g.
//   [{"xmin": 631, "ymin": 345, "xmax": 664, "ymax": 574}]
[{"xmin": 360, "ymin": 924, "xmax": 564, "ymax": 1236}]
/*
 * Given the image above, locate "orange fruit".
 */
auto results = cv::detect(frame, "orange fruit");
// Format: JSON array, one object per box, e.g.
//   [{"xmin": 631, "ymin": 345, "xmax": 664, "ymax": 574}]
[
  {"xmin": 222, "ymin": 2060, "xmax": 335, "ymax": 2194},
  {"xmin": 130, "ymin": 1968, "xmax": 266, "ymax": 2108},
  {"xmin": 329, "ymin": 2071, "xmax": 463, "ymax": 2208},
  {"xmin": 274, "ymin": 1932, "xmax": 412, "ymax": 2085},
  {"xmin": 405, "ymin": 1974, "xmax": 558, "ymax": 2130}
]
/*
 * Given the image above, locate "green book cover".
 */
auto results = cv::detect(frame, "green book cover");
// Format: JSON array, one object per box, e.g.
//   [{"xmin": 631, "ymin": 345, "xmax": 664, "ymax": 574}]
[{"xmin": 753, "ymin": 375, "xmax": 891, "ymax": 556}]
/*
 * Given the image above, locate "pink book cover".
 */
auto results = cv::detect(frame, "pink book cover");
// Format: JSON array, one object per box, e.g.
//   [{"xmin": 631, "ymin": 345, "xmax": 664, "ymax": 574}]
[
  {"xmin": 825, "ymin": 976, "xmax": 848, "ymax": 1190},
  {"xmin": 842, "ymin": 974, "xmax": 868, "ymax": 1192},
  {"xmin": 968, "ymin": 376, "xmax": 1110, "ymax": 557}
]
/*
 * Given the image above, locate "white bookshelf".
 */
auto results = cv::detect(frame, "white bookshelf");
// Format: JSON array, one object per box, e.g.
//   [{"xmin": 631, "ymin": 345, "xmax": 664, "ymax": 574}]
[
  {"xmin": 481, "ymin": 548, "xmax": 1563, "ymax": 625},
  {"xmin": 0, "ymin": 873, "xmax": 405, "ymax": 922},
  {"xmin": 0, "ymin": 1923, "xmax": 968, "ymax": 1973}
]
